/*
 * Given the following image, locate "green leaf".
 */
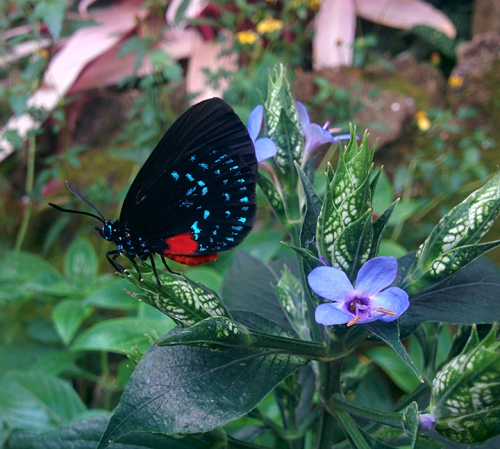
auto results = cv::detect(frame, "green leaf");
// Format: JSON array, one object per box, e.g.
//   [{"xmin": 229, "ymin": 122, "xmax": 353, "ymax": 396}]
[
  {"xmin": 124, "ymin": 268, "xmax": 231, "ymax": 327},
  {"xmin": 7, "ymin": 415, "xmax": 213, "ymax": 449},
  {"xmin": 378, "ymin": 239, "xmax": 408, "ymax": 258},
  {"xmin": 332, "ymin": 209, "xmax": 373, "ymax": 281},
  {"xmin": 370, "ymin": 200, "xmax": 399, "ymax": 259},
  {"xmin": 72, "ymin": 318, "xmax": 174, "ymax": 354},
  {"xmin": 222, "ymin": 252, "xmax": 295, "ymax": 332},
  {"xmin": 257, "ymin": 172, "xmax": 287, "ymax": 227},
  {"xmin": 296, "ymin": 162, "xmax": 322, "ymax": 254},
  {"xmin": 272, "ymin": 265, "xmax": 304, "ymax": 335},
  {"xmin": 362, "ymin": 321, "xmax": 422, "ymax": 382},
  {"xmin": 52, "ymin": 299, "xmax": 93, "ymax": 345},
  {"xmin": 0, "ymin": 372, "xmax": 86, "ymax": 432},
  {"xmin": 64, "ymin": 238, "xmax": 98, "ymax": 287},
  {"xmin": 239, "ymin": 229, "xmax": 284, "ymax": 263},
  {"xmin": 158, "ymin": 316, "xmax": 253, "ymax": 349},
  {"xmin": 33, "ymin": 0, "xmax": 67, "ymax": 39},
  {"xmin": 30, "ymin": 350, "xmax": 79, "ymax": 376},
  {"xmin": 97, "ymin": 316, "xmax": 307, "ymax": 447},
  {"xmin": 402, "ymin": 402, "xmax": 419, "ymax": 447},
  {"xmin": 0, "ymin": 251, "xmax": 62, "ymax": 304},
  {"xmin": 83, "ymin": 280, "xmax": 139, "ymax": 311},
  {"xmin": 400, "ymin": 255, "xmax": 500, "ymax": 326},
  {"xmin": 409, "ymin": 25, "xmax": 456, "ymax": 59},
  {"xmin": 366, "ymin": 347, "xmax": 421, "ymax": 393}
]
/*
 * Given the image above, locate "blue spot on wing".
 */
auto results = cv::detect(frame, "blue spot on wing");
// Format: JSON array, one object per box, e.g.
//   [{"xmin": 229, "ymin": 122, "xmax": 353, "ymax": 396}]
[{"xmin": 171, "ymin": 171, "xmax": 179, "ymax": 180}]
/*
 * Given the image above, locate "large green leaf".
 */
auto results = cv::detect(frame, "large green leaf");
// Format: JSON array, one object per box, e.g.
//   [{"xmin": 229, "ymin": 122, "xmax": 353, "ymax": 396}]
[
  {"xmin": 7, "ymin": 415, "xmax": 213, "ymax": 449},
  {"xmin": 221, "ymin": 252, "xmax": 296, "ymax": 332},
  {"xmin": 97, "ymin": 312, "xmax": 307, "ymax": 448},
  {"xmin": 398, "ymin": 254, "xmax": 500, "ymax": 326},
  {"xmin": 0, "ymin": 372, "xmax": 86, "ymax": 432},
  {"xmin": 72, "ymin": 318, "xmax": 174, "ymax": 354}
]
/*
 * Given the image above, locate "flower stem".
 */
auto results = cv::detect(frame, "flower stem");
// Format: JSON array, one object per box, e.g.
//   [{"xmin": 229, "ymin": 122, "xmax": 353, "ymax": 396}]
[{"xmin": 15, "ymin": 134, "xmax": 36, "ymax": 251}]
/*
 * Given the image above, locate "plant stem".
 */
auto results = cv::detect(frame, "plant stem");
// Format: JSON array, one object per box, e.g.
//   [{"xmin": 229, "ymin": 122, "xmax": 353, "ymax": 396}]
[
  {"xmin": 328, "ymin": 394, "xmax": 404, "ymax": 430},
  {"xmin": 15, "ymin": 134, "xmax": 36, "ymax": 250}
]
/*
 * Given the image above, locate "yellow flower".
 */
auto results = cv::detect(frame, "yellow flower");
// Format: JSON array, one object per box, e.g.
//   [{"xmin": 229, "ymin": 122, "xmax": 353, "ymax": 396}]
[
  {"xmin": 448, "ymin": 75, "xmax": 464, "ymax": 88},
  {"xmin": 415, "ymin": 111, "xmax": 431, "ymax": 131},
  {"xmin": 256, "ymin": 18, "xmax": 283, "ymax": 35},
  {"xmin": 236, "ymin": 30, "xmax": 259, "ymax": 45},
  {"xmin": 308, "ymin": 0, "xmax": 321, "ymax": 11}
]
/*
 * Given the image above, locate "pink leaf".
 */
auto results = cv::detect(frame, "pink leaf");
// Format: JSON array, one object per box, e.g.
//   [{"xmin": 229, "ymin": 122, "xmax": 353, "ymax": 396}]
[
  {"xmin": 313, "ymin": 0, "xmax": 356, "ymax": 69},
  {"xmin": 355, "ymin": 0, "xmax": 456, "ymax": 38},
  {"xmin": 185, "ymin": 30, "xmax": 237, "ymax": 103}
]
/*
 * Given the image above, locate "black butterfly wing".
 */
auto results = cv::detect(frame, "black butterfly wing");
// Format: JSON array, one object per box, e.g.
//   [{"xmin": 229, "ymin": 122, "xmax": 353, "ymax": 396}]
[{"xmin": 120, "ymin": 98, "xmax": 258, "ymax": 257}]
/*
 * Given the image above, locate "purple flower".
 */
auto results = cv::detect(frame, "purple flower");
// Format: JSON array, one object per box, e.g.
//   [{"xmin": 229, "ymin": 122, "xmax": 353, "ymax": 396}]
[
  {"xmin": 418, "ymin": 414, "xmax": 437, "ymax": 432},
  {"xmin": 308, "ymin": 257, "xmax": 409, "ymax": 327},
  {"xmin": 247, "ymin": 105, "xmax": 277, "ymax": 163}
]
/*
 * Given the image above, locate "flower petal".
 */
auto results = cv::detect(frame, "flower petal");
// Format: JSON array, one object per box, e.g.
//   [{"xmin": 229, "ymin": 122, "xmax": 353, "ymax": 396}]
[
  {"xmin": 247, "ymin": 105, "xmax": 263, "ymax": 142},
  {"xmin": 332, "ymin": 133, "xmax": 352, "ymax": 143},
  {"xmin": 296, "ymin": 101, "xmax": 311, "ymax": 130},
  {"xmin": 355, "ymin": 256, "xmax": 398, "ymax": 297},
  {"xmin": 255, "ymin": 137, "xmax": 277, "ymax": 163},
  {"xmin": 315, "ymin": 303, "xmax": 351, "ymax": 326},
  {"xmin": 371, "ymin": 287, "xmax": 409, "ymax": 322},
  {"xmin": 308, "ymin": 266, "xmax": 353, "ymax": 302},
  {"xmin": 305, "ymin": 123, "xmax": 334, "ymax": 154}
]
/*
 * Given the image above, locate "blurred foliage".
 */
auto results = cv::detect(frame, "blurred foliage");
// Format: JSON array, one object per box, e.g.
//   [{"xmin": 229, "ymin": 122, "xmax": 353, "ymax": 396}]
[{"xmin": 2, "ymin": 0, "xmax": 500, "ymax": 448}]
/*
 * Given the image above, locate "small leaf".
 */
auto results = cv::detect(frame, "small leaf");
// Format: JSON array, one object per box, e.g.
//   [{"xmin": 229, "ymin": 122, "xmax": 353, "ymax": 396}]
[
  {"xmin": 33, "ymin": 0, "xmax": 67, "ymax": 39},
  {"xmin": 72, "ymin": 318, "xmax": 174, "ymax": 354},
  {"xmin": 296, "ymin": 162, "xmax": 322, "ymax": 254},
  {"xmin": 0, "ymin": 371, "xmax": 86, "ymax": 432},
  {"xmin": 402, "ymin": 402, "xmax": 419, "ymax": 446},
  {"xmin": 257, "ymin": 172, "xmax": 287, "ymax": 227},
  {"xmin": 52, "ymin": 299, "xmax": 92, "ymax": 345},
  {"xmin": 64, "ymin": 238, "xmax": 98, "ymax": 286}
]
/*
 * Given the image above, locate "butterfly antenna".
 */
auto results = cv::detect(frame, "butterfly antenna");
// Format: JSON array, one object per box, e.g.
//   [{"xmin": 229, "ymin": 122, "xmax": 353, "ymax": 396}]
[{"xmin": 48, "ymin": 181, "xmax": 106, "ymax": 224}]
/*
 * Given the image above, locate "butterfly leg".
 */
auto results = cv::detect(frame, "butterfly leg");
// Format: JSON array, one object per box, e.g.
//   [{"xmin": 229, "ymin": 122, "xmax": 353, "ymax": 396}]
[
  {"xmin": 161, "ymin": 256, "xmax": 179, "ymax": 275},
  {"xmin": 106, "ymin": 250, "xmax": 125, "ymax": 272},
  {"xmin": 149, "ymin": 254, "xmax": 162, "ymax": 287}
]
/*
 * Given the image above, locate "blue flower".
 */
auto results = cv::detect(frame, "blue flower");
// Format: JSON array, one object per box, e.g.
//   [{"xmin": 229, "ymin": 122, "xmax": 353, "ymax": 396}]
[
  {"xmin": 418, "ymin": 414, "xmax": 437, "ymax": 432},
  {"xmin": 296, "ymin": 101, "xmax": 351, "ymax": 157},
  {"xmin": 308, "ymin": 257, "xmax": 409, "ymax": 326},
  {"xmin": 247, "ymin": 105, "xmax": 277, "ymax": 163}
]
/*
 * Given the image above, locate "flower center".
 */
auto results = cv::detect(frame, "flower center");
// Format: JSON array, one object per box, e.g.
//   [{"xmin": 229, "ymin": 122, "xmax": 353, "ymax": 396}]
[{"xmin": 346, "ymin": 296, "xmax": 396, "ymax": 327}]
